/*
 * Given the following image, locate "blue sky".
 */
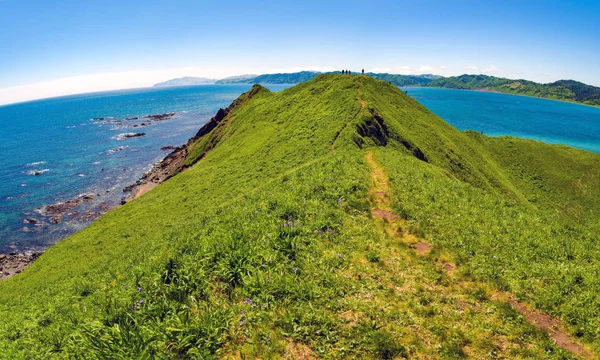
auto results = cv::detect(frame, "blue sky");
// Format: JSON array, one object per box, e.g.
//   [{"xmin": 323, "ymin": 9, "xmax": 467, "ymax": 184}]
[{"xmin": 0, "ymin": 0, "xmax": 598, "ymax": 104}]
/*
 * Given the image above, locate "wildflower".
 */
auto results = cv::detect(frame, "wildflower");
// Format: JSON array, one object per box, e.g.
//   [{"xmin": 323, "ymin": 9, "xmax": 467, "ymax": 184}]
[
  {"xmin": 131, "ymin": 305, "xmax": 139, "ymax": 311},
  {"xmin": 239, "ymin": 320, "xmax": 245, "ymax": 326},
  {"xmin": 137, "ymin": 286, "xmax": 142, "ymax": 292},
  {"xmin": 138, "ymin": 300, "xmax": 144, "ymax": 305},
  {"xmin": 293, "ymin": 267, "xmax": 299, "ymax": 273},
  {"xmin": 337, "ymin": 253, "xmax": 343, "ymax": 259},
  {"xmin": 243, "ymin": 298, "xmax": 253, "ymax": 305}
]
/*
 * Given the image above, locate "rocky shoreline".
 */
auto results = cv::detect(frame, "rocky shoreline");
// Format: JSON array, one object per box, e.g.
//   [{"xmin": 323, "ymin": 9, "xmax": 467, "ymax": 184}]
[
  {"xmin": 0, "ymin": 252, "xmax": 42, "ymax": 280},
  {"xmin": 120, "ymin": 101, "xmax": 244, "ymax": 203},
  {"xmin": 3, "ymin": 108, "xmax": 230, "ymax": 281}
]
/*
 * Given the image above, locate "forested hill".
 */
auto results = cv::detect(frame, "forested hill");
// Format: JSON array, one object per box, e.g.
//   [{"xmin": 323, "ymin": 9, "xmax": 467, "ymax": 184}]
[{"xmin": 427, "ymin": 74, "xmax": 600, "ymax": 106}]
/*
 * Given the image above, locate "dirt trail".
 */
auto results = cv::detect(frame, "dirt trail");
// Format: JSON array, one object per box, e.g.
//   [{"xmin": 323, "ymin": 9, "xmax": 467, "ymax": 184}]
[
  {"xmin": 366, "ymin": 151, "xmax": 425, "ymax": 253},
  {"xmin": 365, "ymin": 151, "xmax": 594, "ymax": 359}
]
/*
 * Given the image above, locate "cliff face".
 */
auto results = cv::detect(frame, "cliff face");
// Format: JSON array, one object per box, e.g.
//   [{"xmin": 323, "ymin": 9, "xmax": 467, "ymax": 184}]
[{"xmin": 122, "ymin": 85, "xmax": 267, "ymax": 202}]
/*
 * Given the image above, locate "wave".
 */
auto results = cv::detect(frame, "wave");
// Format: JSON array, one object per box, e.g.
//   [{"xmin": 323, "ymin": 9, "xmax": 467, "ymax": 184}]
[{"xmin": 26, "ymin": 161, "xmax": 46, "ymax": 167}]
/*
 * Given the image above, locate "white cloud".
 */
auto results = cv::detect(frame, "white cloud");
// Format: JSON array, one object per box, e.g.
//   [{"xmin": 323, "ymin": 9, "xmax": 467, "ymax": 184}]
[
  {"xmin": 416, "ymin": 65, "xmax": 446, "ymax": 75},
  {"xmin": 369, "ymin": 65, "xmax": 411, "ymax": 75},
  {"xmin": 464, "ymin": 65, "xmax": 479, "ymax": 71},
  {"xmin": 482, "ymin": 65, "xmax": 500, "ymax": 74}
]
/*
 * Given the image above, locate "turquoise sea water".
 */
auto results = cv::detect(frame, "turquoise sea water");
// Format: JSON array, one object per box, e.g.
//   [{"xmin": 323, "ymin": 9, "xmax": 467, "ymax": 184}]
[
  {"xmin": 405, "ymin": 87, "xmax": 600, "ymax": 153},
  {"xmin": 0, "ymin": 85, "xmax": 599, "ymax": 252}
]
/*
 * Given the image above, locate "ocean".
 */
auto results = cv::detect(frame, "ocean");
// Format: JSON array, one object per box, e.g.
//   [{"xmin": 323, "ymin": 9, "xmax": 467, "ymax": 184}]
[
  {"xmin": 0, "ymin": 85, "xmax": 289, "ymax": 252},
  {"xmin": 1, "ymin": 84, "xmax": 599, "ymax": 253}
]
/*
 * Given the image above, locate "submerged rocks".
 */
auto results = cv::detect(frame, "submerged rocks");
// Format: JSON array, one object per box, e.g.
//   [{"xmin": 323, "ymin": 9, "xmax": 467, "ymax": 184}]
[
  {"xmin": 28, "ymin": 169, "xmax": 49, "ymax": 176},
  {"xmin": 107, "ymin": 145, "xmax": 128, "ymax": 154},
  {"xmin": 114, "ymin": 132, "xmax": 146, "ymax": 140},
  {"xmin": 37, "ymin": 199, "xmax": 84, "ymax": 217},
  {"xmin": 144, "ymin": 112, "xmax": 175, "ymax": 121}
]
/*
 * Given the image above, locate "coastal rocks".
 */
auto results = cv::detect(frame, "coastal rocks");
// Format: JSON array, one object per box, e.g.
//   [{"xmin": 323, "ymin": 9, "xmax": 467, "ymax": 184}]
[
  {"xmin": 0, "ymin": 252, "xmax": 42, "ymax": 280},
  {"xmin": 113, "ymin": 133, "xmax": 146, "ymax": 140},
  {"xmin": 28, "ymin": 169, "xmax": 49, "ymax": 176},
  {"xmin": 36, "ymin": 194, "xmax": 95, "ymax": 219},
  {"xmin": 107, "ymin": 145, "xmax": 128, "ymax": 154},
  {"xmin": 50, "ymin": 215, "xmax": 63, "ymax": 224},
  {"xmin": 29, "ymin": 192, "xmax": 113, "ymax": 228},
  {"xmin": 160, "ymin": 145, "xmax": 178, "ymax": 151},
  {"xmin": 37, "ymin": 199, "xmax": 84, "ymax": 217},
  {"xmin": 144, "ymin": 112, "xmax": 175, "ymax": 121}
]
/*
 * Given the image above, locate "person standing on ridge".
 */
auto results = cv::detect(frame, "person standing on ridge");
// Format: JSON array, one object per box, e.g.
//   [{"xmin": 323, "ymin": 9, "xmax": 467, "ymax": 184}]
[
  {"xmin": 342, "ymin": 70, "xmax": 345, "ymax": 75},
  {"xmin": 362, "ymin": 69, "xmax": 364, "ymax": 74}
]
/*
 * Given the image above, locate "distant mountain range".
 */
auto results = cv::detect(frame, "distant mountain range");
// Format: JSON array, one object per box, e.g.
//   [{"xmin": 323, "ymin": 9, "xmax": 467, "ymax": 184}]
[
  {"xmin": 153, "ymin": 72, "xmax": 600, "ymax": 106},
  {"xmin": 153, "ymin": 77, "xmax": 216, "ymax": 87}
]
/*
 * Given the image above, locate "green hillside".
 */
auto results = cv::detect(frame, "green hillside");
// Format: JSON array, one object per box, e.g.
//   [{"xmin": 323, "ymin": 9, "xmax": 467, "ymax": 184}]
[
  {"xmin": 428, "ymin": 74, "xmax": 600, "ymax": 106},
  {"xmin": 1, "ymin": 74, "xmax": 600, "ymax": 359}
]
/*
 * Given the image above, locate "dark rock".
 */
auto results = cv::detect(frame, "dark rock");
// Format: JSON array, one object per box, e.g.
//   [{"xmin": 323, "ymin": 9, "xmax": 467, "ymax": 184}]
[
  {"xmin": 38, "ymin": 199, "xmax": 83, "ymax": 216},
  {"xmin": 29, "ymin": 169, "xmax": 49, "ymax": 176},
  {"xmin": 24, "ymin": 218, "xmax": 38, "ymax": 224},
  {"xmin": 143, "ymin": 112, "xmax": 176, "ymax": 121},
  {"xmin": 50, "ymin": 215, "xmax": 63, "ymax": 224},
  {"xmin": 160, "ymin": 145, "xmax": 178, "ymax": 151},
  {"xmin": 114, "ymin": 133, "xmax": 146, "ymax": 140},
  {"xmin": 125, "ymin": 117, "xmax": 139, "ymax": 120}
]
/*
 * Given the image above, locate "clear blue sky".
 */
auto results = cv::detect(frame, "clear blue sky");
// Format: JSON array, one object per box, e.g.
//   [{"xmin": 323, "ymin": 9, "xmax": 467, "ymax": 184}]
[{"xmin": 0, "ymin": 0, "xmax": 598, "ymax": 104}]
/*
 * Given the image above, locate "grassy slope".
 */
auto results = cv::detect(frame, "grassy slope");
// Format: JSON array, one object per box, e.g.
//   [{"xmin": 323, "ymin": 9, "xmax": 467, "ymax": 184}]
[{"xmin": 1, "ymin": 75, "xmax": 599, "ymax": 358}]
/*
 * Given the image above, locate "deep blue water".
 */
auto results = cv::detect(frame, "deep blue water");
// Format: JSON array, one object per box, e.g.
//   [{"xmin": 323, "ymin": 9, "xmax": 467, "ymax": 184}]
[{"xmin": 1, "ymin": 85, "xmax": 599, "ymax": 253}]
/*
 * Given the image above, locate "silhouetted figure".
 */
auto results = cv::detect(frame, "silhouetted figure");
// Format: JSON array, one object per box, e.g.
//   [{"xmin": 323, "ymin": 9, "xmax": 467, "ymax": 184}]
[
  {"xmin": 362, "ymin": 69, "xmax": 364, "ymax": 74},
  {"xmin": 342, "ymin": 70, "xmax": 345, "ymax": 75},
  {"xmin": 348, "ymin": 70, "xmax": 351, "ymax": 75}
]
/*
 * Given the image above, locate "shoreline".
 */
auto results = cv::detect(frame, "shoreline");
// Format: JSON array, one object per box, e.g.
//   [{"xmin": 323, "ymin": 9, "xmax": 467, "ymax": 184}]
[
  {"xmin": 0, "ymin": 252, "xmax": 41, "ymax": 280},
  {"xmin": 0, "ymin": 112, "xmax": 201, "ymax": 281},
  {"xmin": 0, "ymin": 104, "xmax": 230, "ymax": 281}
]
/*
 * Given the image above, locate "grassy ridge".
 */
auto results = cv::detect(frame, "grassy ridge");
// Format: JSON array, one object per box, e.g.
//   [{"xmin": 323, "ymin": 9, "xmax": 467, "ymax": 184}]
[{"xmin": 0, "ymin": 74, "xmax": 599, "ymax": 358}]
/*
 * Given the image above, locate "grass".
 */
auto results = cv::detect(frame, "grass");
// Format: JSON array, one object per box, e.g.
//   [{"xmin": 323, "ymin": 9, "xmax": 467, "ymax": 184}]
[{"xmin": 0, "ymin": 74, "xmax": 598, "ymax": 358}]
